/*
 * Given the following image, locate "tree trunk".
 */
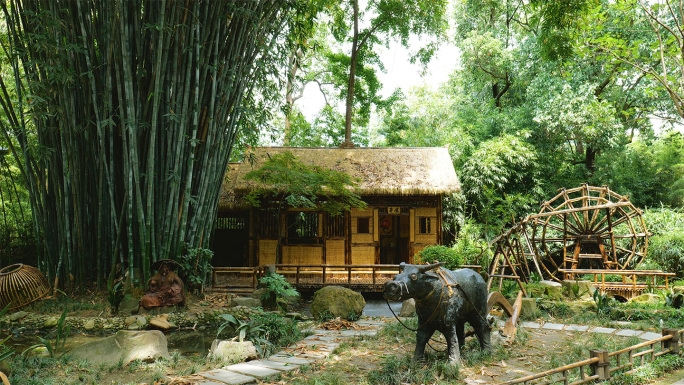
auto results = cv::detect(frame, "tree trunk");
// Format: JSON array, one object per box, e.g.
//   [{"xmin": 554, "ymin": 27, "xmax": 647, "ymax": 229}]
[{"xmin": 342, "ymin": 0, "xmax": 359, "ymax": 148}]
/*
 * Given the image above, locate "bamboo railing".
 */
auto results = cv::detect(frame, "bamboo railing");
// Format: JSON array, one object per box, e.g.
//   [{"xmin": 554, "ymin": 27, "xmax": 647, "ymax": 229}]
[
  {"xmin": 211, "ymin": 264, "xmax": 403, "ymax": 292},
  {"xmin": 503, "ymin": 328, "xmax": 682, "ymax": 384}
]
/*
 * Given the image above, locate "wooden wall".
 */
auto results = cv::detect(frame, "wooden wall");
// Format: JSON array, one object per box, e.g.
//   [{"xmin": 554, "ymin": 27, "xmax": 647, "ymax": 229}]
[{"xmin": 238, "ymin": 195, "xmax": 444, "ymax": 267}]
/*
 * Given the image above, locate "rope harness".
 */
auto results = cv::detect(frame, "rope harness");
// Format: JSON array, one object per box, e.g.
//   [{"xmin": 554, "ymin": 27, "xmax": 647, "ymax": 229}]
[{"xmin": 385, "ymin": 267, "xmax": 492, "ymax": 351}]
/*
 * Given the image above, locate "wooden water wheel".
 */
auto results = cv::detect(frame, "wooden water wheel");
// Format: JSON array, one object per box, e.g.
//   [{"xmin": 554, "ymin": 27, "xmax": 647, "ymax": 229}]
[{"xmin": 529, "ymin": 184, "xmax": 648, "ymax": 281}]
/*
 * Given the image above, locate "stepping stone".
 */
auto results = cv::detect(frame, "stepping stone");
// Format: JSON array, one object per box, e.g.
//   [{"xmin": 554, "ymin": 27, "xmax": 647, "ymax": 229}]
[
  {"xmin": 564, "ymin": 325, "xmax": 589, "ymax": 332},
  {"xmin": 521, "ymin": 322, "xmax": 541, "ymax": 329},
  {"xmin": 194, "ymin": 380, "xmax": 233, "ymax": 385},
  {"xmin": 268, "ymin": 354, "xmax": 313, "ymax": 365},
  {"xmin": 616, "ymin": 329, "xmax": 643, "ymax": 337},
  {"xmin": 199, "ymin": 369, "xmax": 256, "ymax": 385},
  {"xmin": 542, "ymin": 323, "xmax": 564, "ymax": 331},
  {"xmin": 246, "ymin": 360, "xmax": 300, "ymax": 372},
  {"xmin": 223, "ymin": 363, "xmax": 281, "ymax": 379},
  {"xmin": 640, "ymin": 332, "xmax": 662, "ymax": 341},
  {"xmin": 589, "ymin": 327, "xmax": 616, "ymax": 334}
]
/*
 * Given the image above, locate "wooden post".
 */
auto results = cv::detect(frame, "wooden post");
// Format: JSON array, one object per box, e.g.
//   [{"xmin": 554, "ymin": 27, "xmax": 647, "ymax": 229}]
[
  {"xmin": 590, "ymin": 350, "xmax": 610, "ymax": 381},
  {"xmin": 663, "ymin": 328, "xmax": 680, "ymax": 354}
]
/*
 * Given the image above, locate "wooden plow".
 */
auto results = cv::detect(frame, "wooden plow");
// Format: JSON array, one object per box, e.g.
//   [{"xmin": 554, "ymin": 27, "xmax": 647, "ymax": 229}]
[{"xmin": 487, "ymin": 184, "xmax": 650, "ymax": 289}]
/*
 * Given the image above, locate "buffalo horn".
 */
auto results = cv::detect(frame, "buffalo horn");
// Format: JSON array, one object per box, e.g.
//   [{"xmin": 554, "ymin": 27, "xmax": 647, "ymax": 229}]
[{"xmin": 417, "ymin": 262, "xmax": 446, "ymax": 273}]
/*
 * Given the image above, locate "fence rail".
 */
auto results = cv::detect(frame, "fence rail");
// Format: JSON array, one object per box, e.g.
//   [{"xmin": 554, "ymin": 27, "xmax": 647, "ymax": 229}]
[
  {"xmin": 503, "ymin": 328, "xmax": 682, "ymax": 384},
  {"xmin": 211, "ymin": 264, "xmax": 403, "ymax": 292}
]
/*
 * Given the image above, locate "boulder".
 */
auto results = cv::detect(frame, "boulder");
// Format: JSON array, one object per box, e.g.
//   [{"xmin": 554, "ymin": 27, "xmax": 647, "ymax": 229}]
[
  {"xmin": 149, "ymin": 314, "xmax": 173, "ymax": 331},
  {"xmin": 629, "ymin": 293, "xmax": 661, "ymax": 305},
  {"xmin": 539, "ymin": 280, "xmax": 563, "ymax": 300},
  {"xmin": 673, "ymin": 286, "xmax": 684, "ymax": 295},
  {"xmin": 209, "ymin": 340, "xmax": 258, "ymax": 364},
  {"xmin": 44, "ymin": 317, "xmax": 59, "ymax": 328},
  {"xmin": 119, "ymin": 296, "xmax": 140, "ymax": 315},
  {"xmin": 673, "ymin": 293, "xmax": 684, "ymax": 309},
  {"xmin": 231, "ymin": 296, "xmax": 262, "ymax": 308},
  {"xmin": 83, "ymin": 319, "xmax": 96, "ymax": 331},
  {"xmin": 9, "ymin": 311, "xmax": 27, "ymax": 322},
  {"xmin": 69, "ymin": 330, "xmax": 170, "ymax": 365},
  {"xmin": 399, "ymin": 299, "xmax": 416, "ymax": 317},
  {"xmin": 310, "ymin": 286, "xmax": 365, "ymax": 321},
  {"xmin": 561, "ymin": 280, "xmax": 594, "ymax": 299},
  {"xmin": 520, "ymin": 298, "xmax": 537, "ymax": 317}
]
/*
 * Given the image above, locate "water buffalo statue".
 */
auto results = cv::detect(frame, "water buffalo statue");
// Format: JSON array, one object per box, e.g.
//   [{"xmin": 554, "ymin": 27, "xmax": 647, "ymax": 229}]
[{"xmin": 383, "ymin": 262, "xmax": 491, "ymax": 363}]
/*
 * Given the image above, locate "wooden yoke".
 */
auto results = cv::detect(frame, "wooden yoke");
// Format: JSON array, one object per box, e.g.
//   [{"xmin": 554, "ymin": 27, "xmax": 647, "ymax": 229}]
[{"xmin": 487, "ymin": 290, "xmax": 523, "ymax": 344}]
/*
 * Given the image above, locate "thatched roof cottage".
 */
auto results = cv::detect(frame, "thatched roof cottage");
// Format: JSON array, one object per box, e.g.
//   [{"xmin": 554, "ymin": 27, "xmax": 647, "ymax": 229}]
[{"xmin": 213, "ymin": 147, "xmax": 460, "ymax": 268}]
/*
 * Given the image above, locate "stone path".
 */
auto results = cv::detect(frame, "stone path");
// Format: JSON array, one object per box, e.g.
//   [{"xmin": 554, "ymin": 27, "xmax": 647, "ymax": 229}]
[
  {"xmin": 183, "ymin": 319, "xmax": 388, "ymax": 385},
  {"xmin": 180, "ymin": 318, "xmax": 670, "ymax": 384},
  {"xmin": 519, "ymin": 320, "xmax": 664, "ymax": 341}
]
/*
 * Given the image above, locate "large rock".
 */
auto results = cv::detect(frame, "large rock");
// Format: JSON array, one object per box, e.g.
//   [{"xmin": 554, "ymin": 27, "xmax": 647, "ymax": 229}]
[
  {"xmin": 540, "ymin": 280, "xmax": 563, "ymax": 300},
  {"xmin": 630, "ymin": 293, "xmax": 661, "ymax": 305},
  {"xmin": 399, "ymin": 299, "xmax": 416, "ymax": 317},
  {"xmin": 520, "ymin": 298, "xmax": 537, "ymax": 317},
  {"xmin": 209, "ymin": 340, "xmax": 258, "ymax": 364},
  {"xmin": 310, "ymin": 286, "xmax": 365, "ymax": 321},
  {"xmin": 561, "ymin": 280, "xmax": 594, "ymax": 299},
  {"xmin": 69, "ymin": 330, "xmax": 170, "ymax": 365}
]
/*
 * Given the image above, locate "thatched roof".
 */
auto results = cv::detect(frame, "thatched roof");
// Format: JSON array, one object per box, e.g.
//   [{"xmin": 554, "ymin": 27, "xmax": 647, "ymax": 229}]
[{"xmin": 219, "ymin": 147, "xmax": 460, "ymax": 211}]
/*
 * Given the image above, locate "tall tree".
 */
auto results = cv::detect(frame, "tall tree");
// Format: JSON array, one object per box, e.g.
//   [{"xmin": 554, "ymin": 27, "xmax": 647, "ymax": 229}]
[
  {"xmin": 0, "ymin": 1, "xmax": 292, "ymax": 289},
  {"xmin": 333, "ymin": 0, "xmax": 448, "ymax": 147}
]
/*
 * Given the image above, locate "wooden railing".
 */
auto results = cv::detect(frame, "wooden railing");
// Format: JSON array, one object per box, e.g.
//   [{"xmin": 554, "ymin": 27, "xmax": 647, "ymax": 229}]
[
  {"xmin": 211, "ymin": 264, "xmax": 402, "ymax": 292},
  {"xmin": 503, "ymin": 328, "xmax": 681, "ymax": 384},
  {"xmin": 503, "ymin": 357, "xmax": 600, "ymax": 385},
  {"xmin": 559, "ymin": 269, "xmax": 675, "ymax": 299}
]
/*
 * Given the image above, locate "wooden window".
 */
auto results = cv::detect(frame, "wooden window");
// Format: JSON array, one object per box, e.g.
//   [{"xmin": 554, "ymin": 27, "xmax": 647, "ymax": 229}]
[
  {"xmin": 419, "ymin": 217, "xmax": 432, "ymax": 234},
  {"xmin": 216, "ymin": 216, "xmax": 246, "ymax": 230},
  {"xmin": 357, "ymin": 217, "xmax": 370, "ymax": 234},
  {"xmin": 326, "ymin": 214, "xmax": 345, "ymax": 237},
  {"xmin": 287, "ymin": 212, "xmax": 318, "ymax": 243},
  {"xmin": 257, "ymin": 209, "xmax": 279, "ymax": 238}
]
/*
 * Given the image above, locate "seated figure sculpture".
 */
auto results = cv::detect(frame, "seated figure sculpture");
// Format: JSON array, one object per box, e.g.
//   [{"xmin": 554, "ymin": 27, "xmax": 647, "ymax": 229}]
[{"xmin": 140, "ymin": 259, "xmax": 185, "ymax": 309}]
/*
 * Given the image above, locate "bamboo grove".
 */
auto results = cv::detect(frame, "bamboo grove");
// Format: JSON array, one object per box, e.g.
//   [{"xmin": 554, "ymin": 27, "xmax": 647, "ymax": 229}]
[{"xmin": 0, "ymin": 1, "xmax": 290, "ymax": 288}]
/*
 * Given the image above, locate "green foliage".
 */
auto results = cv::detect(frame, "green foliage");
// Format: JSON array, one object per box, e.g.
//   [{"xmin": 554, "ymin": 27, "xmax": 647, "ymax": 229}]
[
  {"xmin": 245, "ymin": 151, "xmax": 366, "ymax": 216},
  {"xmin": 593, "ymin": 290, "xmax": 613, "ymax": 315},
  {"xmin": 178, "ymin": 247, "xmax": 214, "ymax": 293},
  {"xmin": 643, "ymin": 207, "xmax": 684, "ymax": 275},
  {"xmin": 250, "ymin": 312, "xmax": 302, "ymax": 349},
  {"xmin": 216, "ymin": 312, "xmax": 302, "ymax": 357},
  {"xmin": 367, "ymin": 354, "xmax": 459, "ymax": 385},
  {"xmin": 607, "ymin": 354, "xmax": 684, "ymax": 385},
  {"xmin": 415, "ymin": 245, "xmax": 463, "ymax": 270},
  {"xmin": 25, "ymin": 309, "xmax": 70, "ymax": 358},
  {"xmin": 106, "ymin": 281, "xmax": 128, "ymax": 315},
  {"xmin": 0, "ymin": 304, "xmax": 15, "ymax": 364},
  {"xmin": 451, "ymin": 220, "xmax": 491, "ymax": 268},
  {"xmin": 258, "ymin": 272, "xmax": 299, "ymax": 310}
]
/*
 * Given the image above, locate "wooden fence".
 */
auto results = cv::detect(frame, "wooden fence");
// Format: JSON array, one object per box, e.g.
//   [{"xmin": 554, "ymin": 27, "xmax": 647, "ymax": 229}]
[
  {"xmin": 503, "ymin": 328, "xmax": 681, "ymax": 384},
  {"xmin": 211, "ymin": 264, "xmax": 484, "ymax": 293},
  {"xmin": 211, "ymin": 264, "xmax": 402, "ymax": 292}
]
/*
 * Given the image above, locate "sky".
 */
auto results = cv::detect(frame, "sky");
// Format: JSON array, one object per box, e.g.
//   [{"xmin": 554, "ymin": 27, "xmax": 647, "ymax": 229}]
[{"xmin": 297, "ymin": 39, "xmax": 461, "ymax": 121}]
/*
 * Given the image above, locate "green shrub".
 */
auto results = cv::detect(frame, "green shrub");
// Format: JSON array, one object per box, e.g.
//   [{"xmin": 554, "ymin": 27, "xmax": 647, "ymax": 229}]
[
  {"xmin": 367, "ymin": 354, "xmax": 459, "ymax": 385},
  {"xmin": 452, "ymin": 220, "xmax": 491, "ymax": 268},
  {"xmin": 643, "ymin": 207, "xmax": 684, "ymax": 276},
  {"xmin": 416, "ymin": 245, "xmax": 463, "ymax": 269},
  {"xmin": 607, "ymin": 353, "xmax": 684, "ymax": 384},
  {"xmin": 258, "ymin": 272, "xmax": 299, "ymax": 310},
  {"xmin": 178, "ymin": 247, "xmax": 213, "ymax": 293}
]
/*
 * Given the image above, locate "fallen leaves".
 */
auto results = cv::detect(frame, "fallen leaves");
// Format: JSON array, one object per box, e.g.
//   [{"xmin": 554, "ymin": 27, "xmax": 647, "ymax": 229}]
[{"xmin": 318, "ymin": 317, "xmax": 370, "ymax": 330}]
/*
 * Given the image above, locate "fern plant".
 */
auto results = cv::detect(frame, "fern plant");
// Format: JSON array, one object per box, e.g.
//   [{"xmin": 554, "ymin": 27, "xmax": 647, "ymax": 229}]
[{"xmin": 259, "ymin": 272, "xmax": 299, "ymax": 310}]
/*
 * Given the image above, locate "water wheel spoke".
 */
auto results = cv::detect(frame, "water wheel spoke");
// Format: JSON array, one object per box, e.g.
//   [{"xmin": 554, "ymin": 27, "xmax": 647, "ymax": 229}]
[{"xmin": 588, "ymin": 188, "xmax": 609, "ymax": 229}]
